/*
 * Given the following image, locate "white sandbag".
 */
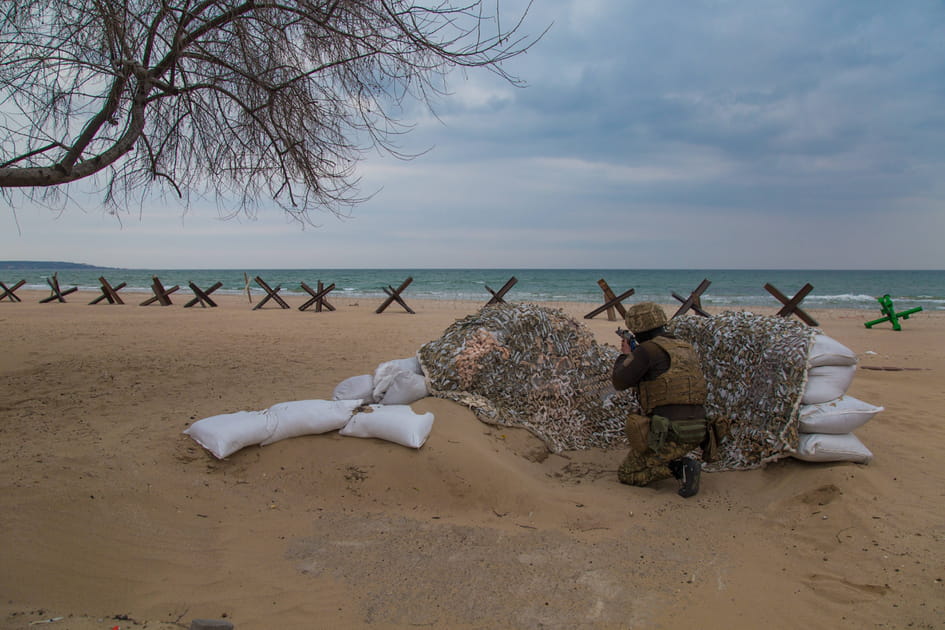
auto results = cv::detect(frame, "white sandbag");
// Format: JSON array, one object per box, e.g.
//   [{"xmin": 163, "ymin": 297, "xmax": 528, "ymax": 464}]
[
  {"xmin": 377, "ymin": 356, "xmax": 423, "ymax": 376},
  {"xmin": 261, "ymin": 399, "xmax": 363, "ymax": 445},
  {"xmin": 340, "ymin": 404, "xmax": 434, "ymax": 449},
  {"xmin": 793, "ymin": 432, "xmax": 873, "ymax": 464},
  {"xmin": 799, "ymin": 396, "xmax": 884, "ymax": 434},
  {"xmin": 807, "ymin": 334, "xmax": 858, "ymax": 368},
  {"xmin": 373, "ymin": 356, "xmax": 424, "ymax": 401},
  {"xmin": 333, "ymin": 374, "xmax": 375, "ymax": 403},
  {"xmin": 802, "ymin": 364, "xmax": 857, "ymax": 404},
  {"xmin": 183, "ymin": 410, "xmax": 275, "ymax": 459},
  {"xmin": 377, "ymin": 371, "xmax": 429, "ymax": 405}
]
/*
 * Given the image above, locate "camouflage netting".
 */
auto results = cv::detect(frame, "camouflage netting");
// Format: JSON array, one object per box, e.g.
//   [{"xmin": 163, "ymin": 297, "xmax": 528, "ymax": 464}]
[
  {"xmin": 418, "ymin": 303, "xmax": 638, "ymax": 452},
  {"xmin": 418, "ymin": 304, "xmax": 818, "ymax": 471},
  {"xmin": 667, "ymin": 311, "xmax": 818, "ymax": 471}
]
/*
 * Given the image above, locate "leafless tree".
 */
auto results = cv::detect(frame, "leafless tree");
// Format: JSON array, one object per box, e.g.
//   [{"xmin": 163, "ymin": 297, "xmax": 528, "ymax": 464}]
[{"xmin": 0, "ymin": 1, "xmax": 539, "ymax": 220}]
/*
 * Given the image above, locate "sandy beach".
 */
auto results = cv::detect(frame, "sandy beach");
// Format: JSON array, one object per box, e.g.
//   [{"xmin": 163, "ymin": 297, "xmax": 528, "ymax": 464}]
[{"xmin": 1, "ymin": 290, "xmax": 942, "ymax": 630}]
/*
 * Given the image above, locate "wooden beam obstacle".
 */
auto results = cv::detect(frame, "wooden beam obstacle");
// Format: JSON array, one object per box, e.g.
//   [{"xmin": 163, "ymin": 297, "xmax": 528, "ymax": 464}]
[
  {"xmin": 595, "ymin": 279, "xmax": 629, "ymax": 321},
  {"xmin": 584, "ymin": 280, "xmax": 635, "ymax": 320},
  {"xmin": 89, "ymin": 276, "xmax": 127, "ymax": 305},
  {"xmin": 0, "ymin": 279, "xmax": 26, "ymax": 302},
  {"xmin": 140, "ymin": 276, "xmax": 180, "ymax": 306},
  {"xmin": 299, "ymin": 281, "xmax": 336, "ymax": 312},
  {"xmin": 39, "ymin": 273, "xmax": 78, "ymax": 303},
  {"xmin": 764, "ymin": 282, "xmax": 819, "ymax": 327},
  {"xmin": 671, "ymin": 278, "xmax": 711, "ymax": 318},
  {"xmin": 252, "ymin": 276, "xmax": 291, "ymax": 310},
  {"xmin": 864, "ymin": 294, "xmax": 922, "ymax": 331},
  {"xmin": 185, "ymin": 281, "xmax": 223, "ymax": 308},
  {"xmin": 243, "ymin": 272, "xmax": 253, "ymax": 304},
  {"xmin": 484, "ymin": 276, "xmax": 518, "ymax": 306},
  {"xmin": 376, "ymin": 277, "xmax": 415, "ymax": 314}
]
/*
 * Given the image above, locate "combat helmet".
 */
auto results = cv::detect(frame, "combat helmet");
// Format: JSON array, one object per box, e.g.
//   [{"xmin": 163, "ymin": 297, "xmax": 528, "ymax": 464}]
[{"xmin": 624, "ymin": 302, "xmax": 668, "ymax": 334}]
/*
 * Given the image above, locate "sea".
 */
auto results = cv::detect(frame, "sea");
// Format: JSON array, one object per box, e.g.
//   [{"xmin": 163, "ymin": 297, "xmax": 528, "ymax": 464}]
[{"xmin": 3, "ymin": 267, "xmax": 944, "ymax": 311}]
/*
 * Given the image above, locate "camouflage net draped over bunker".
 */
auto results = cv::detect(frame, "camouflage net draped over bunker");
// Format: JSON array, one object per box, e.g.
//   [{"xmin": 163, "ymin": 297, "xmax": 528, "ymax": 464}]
[
  {"xmin": 418, "ymin": 303, "xmax": 638, "ymax": 452},
  {"xmin": 418, "ymin": 304, "xmax": 817, "ymax": 471},
  {"xmin": 668, "ymin": 311, "xmax": 817, "ymax": 471}
]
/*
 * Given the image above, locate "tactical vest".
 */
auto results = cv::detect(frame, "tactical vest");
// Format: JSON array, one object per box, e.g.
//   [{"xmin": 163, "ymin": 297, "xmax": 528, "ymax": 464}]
[{"xmin": 637, "ymin": 337, "xmax": 707, "ymax": 414}]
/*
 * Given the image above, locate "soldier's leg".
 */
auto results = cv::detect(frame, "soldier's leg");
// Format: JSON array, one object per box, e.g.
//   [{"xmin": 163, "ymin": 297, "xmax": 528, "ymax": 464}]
[
  {"xmin": 618, "ymin": 450, "xmax": 660, "ymax": 486},
  {"xmin": 618, "ymin": 441, "xmax": 691, "ymax": 487}
]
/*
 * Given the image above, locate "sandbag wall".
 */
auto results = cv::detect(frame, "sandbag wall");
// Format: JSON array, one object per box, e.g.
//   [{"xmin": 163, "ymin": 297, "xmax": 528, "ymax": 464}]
[
  {"xmin": 183, "ymin": 357, "xmax": 433, "ymax": 458},
  {"xmin": 793, "ymin": 334, "xmax": 882, "ymax": 464}
]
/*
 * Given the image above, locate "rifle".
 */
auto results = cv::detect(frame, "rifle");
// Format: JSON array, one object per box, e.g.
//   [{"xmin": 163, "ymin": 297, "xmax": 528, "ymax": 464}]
[{"xmin": 616, "ymin": 328, "xmax": 638, "ymax": 351}]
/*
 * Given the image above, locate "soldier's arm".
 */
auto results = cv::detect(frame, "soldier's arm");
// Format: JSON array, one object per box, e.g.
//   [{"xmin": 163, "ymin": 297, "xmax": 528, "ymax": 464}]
[{"xmin": 612, "ymin": 344, "xmax": 652, "ymax": 390}]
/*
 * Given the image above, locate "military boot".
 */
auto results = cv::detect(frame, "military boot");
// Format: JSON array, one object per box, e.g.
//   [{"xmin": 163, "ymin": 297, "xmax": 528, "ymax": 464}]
[{"xmin": 670, "ymin": 456, "xmax": 700, "ymax": 498}]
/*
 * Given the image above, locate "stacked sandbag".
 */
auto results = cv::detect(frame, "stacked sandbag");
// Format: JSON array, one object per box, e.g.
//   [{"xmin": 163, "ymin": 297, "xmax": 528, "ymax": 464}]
[
  {"xmin": 184, "ymin": 356, "xmax": 434, "ymax": 458},
  {"xmin": 793, "ymin": 334, "xmax": 881, "ymax": 464},
  {"xmin": 184, "ymin": 399, "xmax": 363, "ymax": 459},
  {"xmin": 332, "ymin": 355, "xmax": 430, "ymax": 405},
  {"xmin": 339, "ymin": 404, "xmax": 435, "ymax": 449},
  {"xmin": 184, "ymin": 396, "xmax": 436, "ymax": 458}
]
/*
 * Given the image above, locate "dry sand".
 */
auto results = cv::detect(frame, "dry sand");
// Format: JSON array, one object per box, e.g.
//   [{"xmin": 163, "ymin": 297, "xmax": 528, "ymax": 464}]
[{"xmin": 0, "ymin": 290, "xmax": 943, "ymax": 629}]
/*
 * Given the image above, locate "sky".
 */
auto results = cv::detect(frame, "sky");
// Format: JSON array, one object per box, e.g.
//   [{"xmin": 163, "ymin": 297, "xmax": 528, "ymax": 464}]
[{"xmin": 3, "ymin": 0, "xmax": 945, "ymax": 270}]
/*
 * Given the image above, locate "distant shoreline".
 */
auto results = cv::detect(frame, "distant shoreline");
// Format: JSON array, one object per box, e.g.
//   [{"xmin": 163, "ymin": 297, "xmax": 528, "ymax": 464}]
[{"xmin": 0, "ymin": 260, "xmax": 118, "ymax": 270}]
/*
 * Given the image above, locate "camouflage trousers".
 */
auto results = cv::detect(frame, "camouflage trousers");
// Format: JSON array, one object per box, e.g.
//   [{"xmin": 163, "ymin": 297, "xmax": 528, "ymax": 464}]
[{"xmin": 618, "ymin": 440, "xmax": 693, "ymax": 487}]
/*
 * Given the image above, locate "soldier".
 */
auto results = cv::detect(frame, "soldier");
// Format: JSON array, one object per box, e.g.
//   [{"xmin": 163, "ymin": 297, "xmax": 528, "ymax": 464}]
[{"xmin": 612, "ymin": 302, "xmax": 708, "ymax": 498}]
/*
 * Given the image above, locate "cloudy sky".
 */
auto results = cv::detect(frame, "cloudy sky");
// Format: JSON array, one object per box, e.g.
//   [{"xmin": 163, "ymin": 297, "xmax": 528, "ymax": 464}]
[{"xmin": 3, "ymin": 0, "xmax": 944, "ymax": 270}]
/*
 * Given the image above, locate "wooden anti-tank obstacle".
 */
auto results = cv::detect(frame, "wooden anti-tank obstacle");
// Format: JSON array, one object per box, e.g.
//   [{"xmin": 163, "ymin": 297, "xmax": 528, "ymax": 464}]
[
  {"xmin": 584, "ymin": 279, "xmax": 635, "ymax": 320},
  {"xmin": 484, "ymin": 276, "xmax": 518, "ymax": 306},
  {"xmin": 299, "ymin": 281, "xmax": 336, "ymax": 312},
  {"xmin": 140, "ymin": 276, "xmax": 180, "ymax": 306},
  {"xmin": 376, "ymin": 277, "xmax": 415, "ymax": 314},
  {"xmin": 89, "ymin": 276, "xmax": 127, "ymax": 305},
  {"xmin": 671, "ymin": 278, "xmax": 711, "ymax": 318},
  {"xmin": 185, "ymin": 281, "xmax": 223, "ymax": 308},
  {"xmin": 764, "ymin": 282, "xmax": 819, "ymax": 326},
  {"xmin": 0, "ymin": 279, "xmax": 26, "ymax": 302},
  {"xmin": 40, "ymin": 273, "xmax": 78, "ymax": 303},
  {"xmin": 253, "ymin": 276, "xmax": 290, "ymax": 310}
]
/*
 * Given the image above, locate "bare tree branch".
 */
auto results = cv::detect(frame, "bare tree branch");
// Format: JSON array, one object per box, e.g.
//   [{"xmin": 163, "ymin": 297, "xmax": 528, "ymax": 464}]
[{"xmin": 0, "ymin": 0, "xmax": 543, "ymax": 221}]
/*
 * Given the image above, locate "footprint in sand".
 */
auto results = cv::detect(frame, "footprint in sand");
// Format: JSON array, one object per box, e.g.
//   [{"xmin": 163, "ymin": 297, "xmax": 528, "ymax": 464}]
[
  {"xmin": 797, "ymin": 483, "xmax": 842, "ymax": 506},
  {"xmin": 805, "ymin": 573, "xmax": 889, "ymax": 604}
]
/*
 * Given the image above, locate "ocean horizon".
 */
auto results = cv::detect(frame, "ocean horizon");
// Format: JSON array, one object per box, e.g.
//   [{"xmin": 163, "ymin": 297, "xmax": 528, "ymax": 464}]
[{"xmin": 3, "ymin": 266, "xmax": 943, "ymax": 311}]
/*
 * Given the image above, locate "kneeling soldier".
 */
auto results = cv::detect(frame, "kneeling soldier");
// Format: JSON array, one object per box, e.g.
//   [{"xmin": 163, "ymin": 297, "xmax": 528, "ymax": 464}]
[{"xmin": 612, "ymin": 302, "xmax": 708, "ymax": 498}]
